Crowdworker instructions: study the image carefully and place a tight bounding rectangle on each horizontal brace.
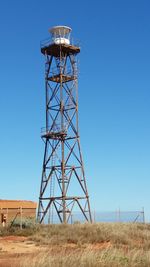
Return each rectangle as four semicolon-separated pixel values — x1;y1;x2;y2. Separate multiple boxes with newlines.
40;196;87;200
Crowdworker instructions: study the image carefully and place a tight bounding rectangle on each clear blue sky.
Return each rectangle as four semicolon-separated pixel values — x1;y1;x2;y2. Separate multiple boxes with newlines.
0;0;150;220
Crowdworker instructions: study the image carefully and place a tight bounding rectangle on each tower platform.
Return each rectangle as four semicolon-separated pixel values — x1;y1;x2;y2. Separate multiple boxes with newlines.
41;43;80;57
48;74;76;83
41;130;67;140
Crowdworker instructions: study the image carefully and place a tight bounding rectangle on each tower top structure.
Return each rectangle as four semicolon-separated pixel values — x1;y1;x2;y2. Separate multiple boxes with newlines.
41;25;80;57
49;25;72;45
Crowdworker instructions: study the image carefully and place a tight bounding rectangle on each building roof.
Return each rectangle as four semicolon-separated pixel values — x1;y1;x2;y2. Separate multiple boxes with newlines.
0;200;37;209
49;25;72;35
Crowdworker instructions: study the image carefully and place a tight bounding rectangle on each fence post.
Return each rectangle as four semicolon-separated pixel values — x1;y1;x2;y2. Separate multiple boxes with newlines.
6;208;8;226
142;207;145;223
0;208;2;226
116;208;121;222
20;207;22;230
71;214;73;224
93;210;96;223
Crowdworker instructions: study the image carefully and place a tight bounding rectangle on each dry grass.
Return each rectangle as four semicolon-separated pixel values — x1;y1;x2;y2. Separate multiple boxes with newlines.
1;223;150;266
28;223;150;249
20;247;150;267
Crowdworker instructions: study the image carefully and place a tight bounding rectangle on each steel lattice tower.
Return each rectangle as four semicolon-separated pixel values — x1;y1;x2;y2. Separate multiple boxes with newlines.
37;26;92;223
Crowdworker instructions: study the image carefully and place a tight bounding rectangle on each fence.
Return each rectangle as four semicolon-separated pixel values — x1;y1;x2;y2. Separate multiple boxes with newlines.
45;208;145;224
92;209;145;223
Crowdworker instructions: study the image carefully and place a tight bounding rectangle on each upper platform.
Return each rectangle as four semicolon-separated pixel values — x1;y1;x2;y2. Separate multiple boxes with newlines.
41;25;80;57
41;43;80;57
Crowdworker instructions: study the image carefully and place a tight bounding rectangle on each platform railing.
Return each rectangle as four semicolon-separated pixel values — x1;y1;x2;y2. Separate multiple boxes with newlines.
41;125;67;136
40;37;80;49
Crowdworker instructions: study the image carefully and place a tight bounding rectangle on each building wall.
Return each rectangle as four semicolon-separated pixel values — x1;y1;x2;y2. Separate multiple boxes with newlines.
0;200;37;226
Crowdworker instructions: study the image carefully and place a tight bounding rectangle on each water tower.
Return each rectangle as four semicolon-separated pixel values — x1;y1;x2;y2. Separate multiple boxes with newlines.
37;26;92;223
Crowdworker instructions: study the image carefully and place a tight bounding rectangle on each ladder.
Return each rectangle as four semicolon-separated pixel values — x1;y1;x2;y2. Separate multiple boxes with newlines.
48;140;56;223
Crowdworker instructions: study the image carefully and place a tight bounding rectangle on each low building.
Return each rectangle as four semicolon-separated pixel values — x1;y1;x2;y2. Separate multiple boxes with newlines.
0;200;37;226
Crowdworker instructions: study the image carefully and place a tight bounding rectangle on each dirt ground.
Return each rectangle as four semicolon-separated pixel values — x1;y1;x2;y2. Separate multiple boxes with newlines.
0;236;46;267
0;235;111;267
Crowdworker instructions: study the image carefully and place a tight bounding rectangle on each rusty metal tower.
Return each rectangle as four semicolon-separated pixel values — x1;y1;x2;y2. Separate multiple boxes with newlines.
37;26;92;223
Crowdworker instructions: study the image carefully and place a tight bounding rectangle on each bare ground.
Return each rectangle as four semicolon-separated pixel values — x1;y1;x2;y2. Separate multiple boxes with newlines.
0;236;47;267
0;235;111;267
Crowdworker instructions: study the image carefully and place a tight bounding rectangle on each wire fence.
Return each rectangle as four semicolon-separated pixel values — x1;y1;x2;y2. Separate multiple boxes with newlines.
45;208;145;224
91;209;145;223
